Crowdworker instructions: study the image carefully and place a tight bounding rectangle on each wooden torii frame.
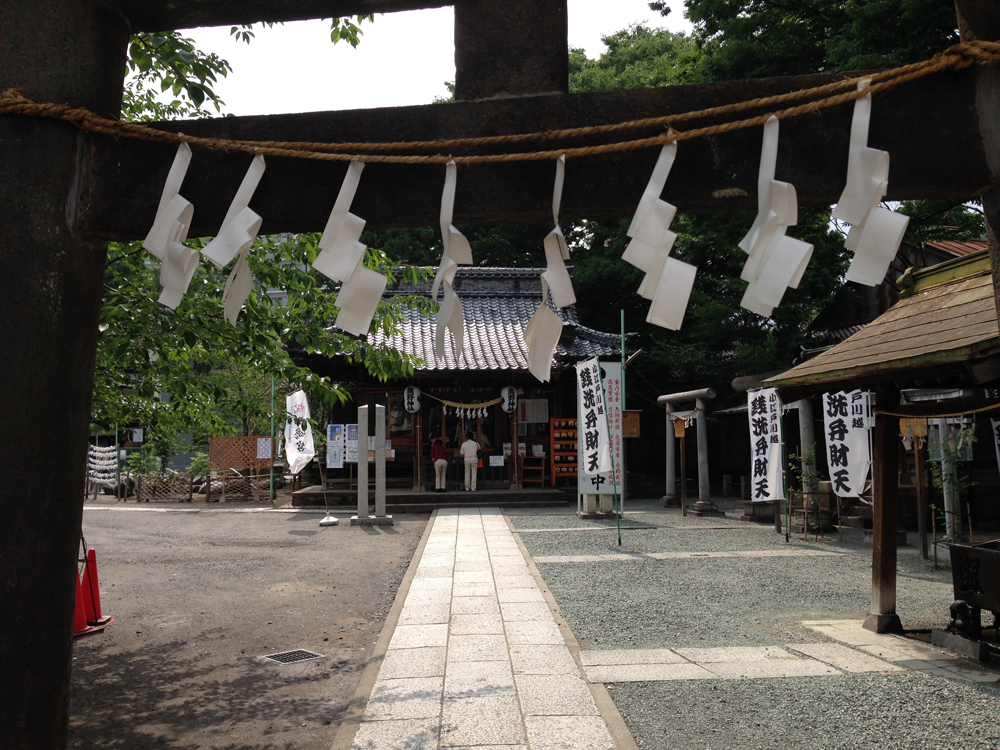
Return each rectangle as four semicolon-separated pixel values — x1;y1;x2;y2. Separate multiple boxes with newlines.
0;1;998;747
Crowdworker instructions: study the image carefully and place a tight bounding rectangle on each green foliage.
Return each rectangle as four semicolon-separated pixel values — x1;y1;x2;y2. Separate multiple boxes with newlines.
894;199;985;247
330;14;375;48
189;451;211;477
684;0;959;81
105;17;439;453
569;26;702;91
124;31;233;120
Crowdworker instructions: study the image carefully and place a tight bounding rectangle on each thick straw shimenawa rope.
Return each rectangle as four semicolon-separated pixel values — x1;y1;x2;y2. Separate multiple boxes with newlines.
2;41;998;165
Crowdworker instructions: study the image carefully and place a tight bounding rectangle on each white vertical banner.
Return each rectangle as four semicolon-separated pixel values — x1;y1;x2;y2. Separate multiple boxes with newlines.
284;389;315;475
748;388;785;501
823;390;873;497
576;359;622;495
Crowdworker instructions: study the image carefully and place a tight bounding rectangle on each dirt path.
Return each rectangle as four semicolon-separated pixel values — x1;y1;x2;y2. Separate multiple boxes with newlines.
71;504;428;749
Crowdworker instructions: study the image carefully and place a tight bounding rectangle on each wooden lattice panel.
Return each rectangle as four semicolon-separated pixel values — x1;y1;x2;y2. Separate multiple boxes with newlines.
209;436;274;470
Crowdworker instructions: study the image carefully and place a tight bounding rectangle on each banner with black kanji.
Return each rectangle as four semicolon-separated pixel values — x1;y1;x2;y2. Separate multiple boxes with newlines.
822;390;873;498
575;357;615;493
747;388;785;502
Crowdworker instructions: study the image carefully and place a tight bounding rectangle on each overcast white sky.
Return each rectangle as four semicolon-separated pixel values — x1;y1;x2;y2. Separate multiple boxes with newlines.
181;0;693;116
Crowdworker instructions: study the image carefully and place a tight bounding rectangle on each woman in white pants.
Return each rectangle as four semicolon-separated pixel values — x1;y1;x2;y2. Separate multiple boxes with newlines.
460;433;479;491
431;439;448;492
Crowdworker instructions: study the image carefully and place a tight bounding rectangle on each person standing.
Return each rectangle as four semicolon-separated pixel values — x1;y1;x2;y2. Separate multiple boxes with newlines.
460;433;480;491
431;439;448;493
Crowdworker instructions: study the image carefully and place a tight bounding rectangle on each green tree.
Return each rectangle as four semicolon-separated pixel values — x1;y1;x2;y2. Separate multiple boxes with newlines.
97;19;434;453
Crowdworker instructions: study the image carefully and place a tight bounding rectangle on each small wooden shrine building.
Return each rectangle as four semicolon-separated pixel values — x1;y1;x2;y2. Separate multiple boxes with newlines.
290;266;621;490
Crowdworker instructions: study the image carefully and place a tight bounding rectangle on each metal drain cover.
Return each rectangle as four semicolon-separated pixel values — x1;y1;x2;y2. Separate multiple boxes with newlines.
261;649;325;665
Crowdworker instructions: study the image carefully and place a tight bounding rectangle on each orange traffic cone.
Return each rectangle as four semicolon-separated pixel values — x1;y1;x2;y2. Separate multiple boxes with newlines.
73;573;99;639
80;548;113;627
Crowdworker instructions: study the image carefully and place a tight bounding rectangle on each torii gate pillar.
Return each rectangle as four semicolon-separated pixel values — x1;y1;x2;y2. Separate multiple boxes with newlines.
0;3;129;748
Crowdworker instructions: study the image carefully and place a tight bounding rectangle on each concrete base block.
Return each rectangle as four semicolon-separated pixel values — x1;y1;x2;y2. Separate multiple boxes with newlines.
932;628;990;662
661;494;680;507
350;515;394;526
863;612;904;635
741;500;776;523
688;500;723;517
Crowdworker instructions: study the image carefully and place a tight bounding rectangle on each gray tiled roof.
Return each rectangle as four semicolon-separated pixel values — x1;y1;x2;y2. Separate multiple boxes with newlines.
365;267;620;372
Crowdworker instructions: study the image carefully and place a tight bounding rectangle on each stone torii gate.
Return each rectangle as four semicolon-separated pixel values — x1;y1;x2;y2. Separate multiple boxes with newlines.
1;2;999;747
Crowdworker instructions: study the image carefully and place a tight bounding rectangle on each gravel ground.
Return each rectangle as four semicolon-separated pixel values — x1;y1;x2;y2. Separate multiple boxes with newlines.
612;672;1000;750
510;499;1000;750
72;503;427;750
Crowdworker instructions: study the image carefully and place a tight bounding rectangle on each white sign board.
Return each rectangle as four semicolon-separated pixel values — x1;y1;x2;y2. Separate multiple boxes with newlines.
345;423;359;463
489;455;505;467
518;399;549;424
256;437;272;460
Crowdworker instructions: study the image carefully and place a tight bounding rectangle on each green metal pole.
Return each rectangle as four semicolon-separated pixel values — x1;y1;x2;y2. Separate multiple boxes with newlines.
270;375;275;502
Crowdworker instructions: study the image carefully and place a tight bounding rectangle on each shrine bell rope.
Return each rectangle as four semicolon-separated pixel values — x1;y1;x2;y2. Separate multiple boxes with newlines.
2;41;998;165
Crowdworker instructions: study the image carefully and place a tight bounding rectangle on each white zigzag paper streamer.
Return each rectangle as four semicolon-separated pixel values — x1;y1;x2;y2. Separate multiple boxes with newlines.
738;117;813;318
142;141;199;310
832;78;910;286
202;154;266;324
312;162;387;337
433;161;473;362
622;141;697;330
527;155;577;383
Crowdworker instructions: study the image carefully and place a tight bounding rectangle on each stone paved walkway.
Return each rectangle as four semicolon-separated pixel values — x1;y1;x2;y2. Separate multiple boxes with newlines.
350;508;617;750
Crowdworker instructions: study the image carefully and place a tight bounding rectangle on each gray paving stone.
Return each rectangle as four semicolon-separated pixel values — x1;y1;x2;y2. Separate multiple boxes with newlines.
525;715;616;750
579;648;686;666
350;718;440;750
498;587;545;603
398;603;451;625
448;633;509;662
786;643;897;673
674;646;797;663
453;570;494;584
379;646;448;679
453;581;496;597
413;565;454;579
501;602;553;622
389;623;449;650
408;577;454;591
494;574;537;589
510;644;578;674
445;659;515;698
440;695;525;746
451;596;501;615
364;676;444;721
450;612;505;635
454;560;493;572
403;588;453;606
505;620;565;645
584;662;717;683
701;659;841;679
515;673;599;716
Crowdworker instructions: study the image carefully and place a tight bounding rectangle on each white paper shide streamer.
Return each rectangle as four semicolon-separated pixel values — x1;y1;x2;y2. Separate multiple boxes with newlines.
739;117;813;318
432;161;474;362
623;141;697;330
526;155;578;383
832;78;910;286
143;141;199;309
312;162;388;337
202;154;267;324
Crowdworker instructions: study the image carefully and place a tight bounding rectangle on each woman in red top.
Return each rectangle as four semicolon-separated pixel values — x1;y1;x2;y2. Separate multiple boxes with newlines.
431;439;448;492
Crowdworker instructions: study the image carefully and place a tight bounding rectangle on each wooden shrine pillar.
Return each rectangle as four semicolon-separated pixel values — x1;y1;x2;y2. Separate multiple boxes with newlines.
0;3;130;748
864;385;903;634
955;3;1000;324
454;0;568;101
